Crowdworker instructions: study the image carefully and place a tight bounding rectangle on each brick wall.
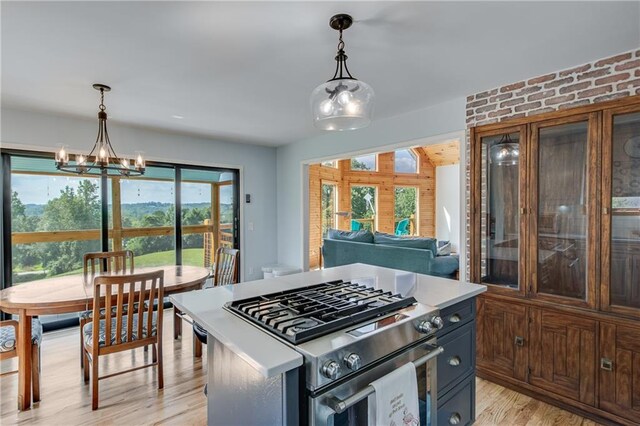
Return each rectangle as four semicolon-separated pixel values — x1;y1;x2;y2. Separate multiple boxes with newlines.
464;48;640;281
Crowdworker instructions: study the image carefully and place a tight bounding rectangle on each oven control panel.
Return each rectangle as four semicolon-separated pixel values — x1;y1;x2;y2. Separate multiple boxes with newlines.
416;315;444;334
305;306;442;390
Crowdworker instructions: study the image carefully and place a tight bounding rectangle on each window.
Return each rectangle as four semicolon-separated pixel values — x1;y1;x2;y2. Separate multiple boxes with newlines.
395;149;418;173
351;186;376;231
321;160;338;168
11;156;102;284
321;183;338;237
118;166;176;268
394;187;418;236
351;154;376;171
3;150;240;327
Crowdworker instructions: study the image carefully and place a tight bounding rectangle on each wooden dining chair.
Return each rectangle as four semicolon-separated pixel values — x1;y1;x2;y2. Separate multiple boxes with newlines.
193;247;239;357
83;270;164;410
0;318;43;402
79;251;134;370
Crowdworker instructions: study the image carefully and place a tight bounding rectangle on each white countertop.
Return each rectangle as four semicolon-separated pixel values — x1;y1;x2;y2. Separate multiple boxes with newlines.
170;263;486;378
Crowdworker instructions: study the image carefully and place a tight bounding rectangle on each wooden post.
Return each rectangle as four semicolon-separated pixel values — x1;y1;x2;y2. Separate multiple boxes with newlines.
410;214;415;236
212;183;219;259
111;177;123;253
203;219;212;268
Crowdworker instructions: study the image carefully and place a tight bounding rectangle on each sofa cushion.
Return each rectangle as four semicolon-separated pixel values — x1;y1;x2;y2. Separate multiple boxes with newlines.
327;228;374;243
373;232;437;257
431;254;459;277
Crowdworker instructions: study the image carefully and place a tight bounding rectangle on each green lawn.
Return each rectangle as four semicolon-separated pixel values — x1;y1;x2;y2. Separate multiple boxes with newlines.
57;248;206;276
136;248;205;268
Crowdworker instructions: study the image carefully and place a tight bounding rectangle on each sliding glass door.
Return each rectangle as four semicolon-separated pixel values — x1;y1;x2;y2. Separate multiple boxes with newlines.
1;150;240;327
180;169;238;269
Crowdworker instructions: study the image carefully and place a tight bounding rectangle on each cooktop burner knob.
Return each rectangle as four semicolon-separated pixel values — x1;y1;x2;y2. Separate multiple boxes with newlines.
417;320;434;334
321;360;342;380
344;353;362;371
431;316;444;330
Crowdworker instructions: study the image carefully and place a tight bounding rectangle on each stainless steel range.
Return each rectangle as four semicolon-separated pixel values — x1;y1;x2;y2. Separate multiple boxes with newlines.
215;279;444;426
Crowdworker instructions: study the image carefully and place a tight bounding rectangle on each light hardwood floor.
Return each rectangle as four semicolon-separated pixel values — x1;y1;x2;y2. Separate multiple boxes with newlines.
1;310;602;425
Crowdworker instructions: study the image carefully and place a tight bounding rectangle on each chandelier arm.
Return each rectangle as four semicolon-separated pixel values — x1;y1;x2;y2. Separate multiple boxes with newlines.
103;126;120;165
341;58;355;80
331;55;341;81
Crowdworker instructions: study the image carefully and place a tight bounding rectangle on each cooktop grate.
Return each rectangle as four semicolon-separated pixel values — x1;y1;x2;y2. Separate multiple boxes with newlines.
225;280;417;344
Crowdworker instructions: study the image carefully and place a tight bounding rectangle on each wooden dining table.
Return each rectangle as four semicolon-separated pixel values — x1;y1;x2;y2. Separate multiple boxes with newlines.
0;265;210;411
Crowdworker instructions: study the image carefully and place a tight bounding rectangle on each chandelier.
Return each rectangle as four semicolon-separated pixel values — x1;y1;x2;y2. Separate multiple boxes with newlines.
55;84;145;176
310;14;374;131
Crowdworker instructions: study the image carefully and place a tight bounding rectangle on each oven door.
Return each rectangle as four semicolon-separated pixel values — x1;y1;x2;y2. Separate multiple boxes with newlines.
309;339;440;426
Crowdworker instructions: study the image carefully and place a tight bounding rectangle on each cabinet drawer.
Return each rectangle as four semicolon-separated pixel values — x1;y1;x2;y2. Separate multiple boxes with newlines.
437;298;475;337
437;320;475;395
437;376;475;426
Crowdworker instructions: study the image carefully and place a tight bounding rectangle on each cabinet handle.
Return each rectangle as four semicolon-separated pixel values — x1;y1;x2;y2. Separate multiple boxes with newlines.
520;207;527;215
515;336;525;347
603;207;610;215
449;412;462;425
448;356;462;367
600;358;613;371
449;314;461;323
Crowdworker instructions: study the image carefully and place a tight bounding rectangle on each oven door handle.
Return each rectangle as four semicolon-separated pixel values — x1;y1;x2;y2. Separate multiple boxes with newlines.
326;344;444;415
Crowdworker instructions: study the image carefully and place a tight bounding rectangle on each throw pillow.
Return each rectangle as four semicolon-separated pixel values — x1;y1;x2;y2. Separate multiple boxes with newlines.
327;228;374;243
437;241;452;256
373;232;437;257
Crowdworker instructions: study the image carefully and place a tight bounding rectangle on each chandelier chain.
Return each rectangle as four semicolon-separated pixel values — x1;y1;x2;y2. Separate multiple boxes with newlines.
99;88;106;111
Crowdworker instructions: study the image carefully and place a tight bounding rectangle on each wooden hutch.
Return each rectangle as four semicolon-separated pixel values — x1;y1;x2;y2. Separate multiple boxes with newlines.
470;95;640;425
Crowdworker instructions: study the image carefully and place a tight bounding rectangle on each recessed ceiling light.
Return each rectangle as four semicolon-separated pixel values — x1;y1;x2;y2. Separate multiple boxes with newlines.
171;115;184;119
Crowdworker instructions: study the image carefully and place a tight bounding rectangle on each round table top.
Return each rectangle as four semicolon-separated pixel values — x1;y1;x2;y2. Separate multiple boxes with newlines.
0;265;210;315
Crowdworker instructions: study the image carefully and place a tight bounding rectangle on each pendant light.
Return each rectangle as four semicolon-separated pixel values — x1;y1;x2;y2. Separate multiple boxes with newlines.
55;84;145;176
490;133;519;166
310;14;374;131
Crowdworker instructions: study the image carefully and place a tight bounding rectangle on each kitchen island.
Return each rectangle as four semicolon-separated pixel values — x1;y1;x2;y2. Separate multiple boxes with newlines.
171;263;485;426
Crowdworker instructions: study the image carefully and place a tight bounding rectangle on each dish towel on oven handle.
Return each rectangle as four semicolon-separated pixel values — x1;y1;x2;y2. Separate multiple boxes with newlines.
368;362;421;426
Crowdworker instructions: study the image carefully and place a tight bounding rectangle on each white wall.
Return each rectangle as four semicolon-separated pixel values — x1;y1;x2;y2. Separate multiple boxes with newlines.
436;164;460;252
0;107;278;281
275;97;467;270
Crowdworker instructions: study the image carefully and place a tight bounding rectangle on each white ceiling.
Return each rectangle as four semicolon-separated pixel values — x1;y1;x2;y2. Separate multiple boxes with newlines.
2;1;639;146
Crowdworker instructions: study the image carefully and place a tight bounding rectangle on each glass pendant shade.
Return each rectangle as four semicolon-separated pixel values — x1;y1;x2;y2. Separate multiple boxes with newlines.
490;141;519;166
311;79;374;131
311;14;374;131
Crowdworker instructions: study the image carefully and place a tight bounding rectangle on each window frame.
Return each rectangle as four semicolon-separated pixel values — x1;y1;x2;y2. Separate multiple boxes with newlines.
1;148;241;323
350;154;378;172
393;185;419;235
394;148;419;174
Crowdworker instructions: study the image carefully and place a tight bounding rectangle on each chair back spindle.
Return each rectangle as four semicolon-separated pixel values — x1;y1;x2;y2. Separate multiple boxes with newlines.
92;271;164;350
213;247;239;286
84;250;134;278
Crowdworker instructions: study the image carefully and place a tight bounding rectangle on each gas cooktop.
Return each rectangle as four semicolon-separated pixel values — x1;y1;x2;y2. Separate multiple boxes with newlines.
225;280;418;344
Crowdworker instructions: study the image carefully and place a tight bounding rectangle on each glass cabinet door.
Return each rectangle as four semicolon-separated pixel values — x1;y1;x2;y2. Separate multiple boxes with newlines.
475;127;526;291
531;115;597;306
602;109;640;314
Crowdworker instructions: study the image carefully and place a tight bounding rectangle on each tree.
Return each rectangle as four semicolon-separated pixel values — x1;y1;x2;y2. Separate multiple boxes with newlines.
351;186;376;231
37;181;102;276
11;192;40;272
394;187;417;220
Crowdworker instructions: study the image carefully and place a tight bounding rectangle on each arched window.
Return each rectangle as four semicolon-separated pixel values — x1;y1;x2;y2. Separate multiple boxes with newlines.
394;149;418;173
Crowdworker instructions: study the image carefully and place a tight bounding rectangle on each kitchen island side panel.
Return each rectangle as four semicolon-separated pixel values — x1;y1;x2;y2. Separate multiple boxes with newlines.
208;337;299;426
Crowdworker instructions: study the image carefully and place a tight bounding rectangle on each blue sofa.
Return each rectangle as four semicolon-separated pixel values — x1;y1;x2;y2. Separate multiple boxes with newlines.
322;230;459;278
